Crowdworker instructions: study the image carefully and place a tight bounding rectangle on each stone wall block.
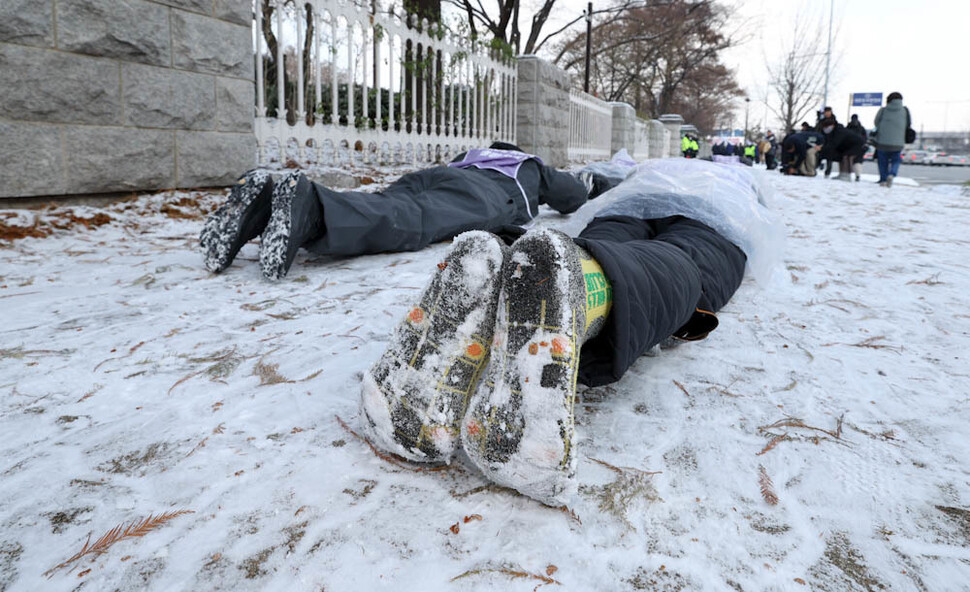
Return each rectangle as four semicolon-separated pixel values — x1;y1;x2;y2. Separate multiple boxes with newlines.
176;131;255;187
172;11;252;79
516;56;570;167
58;0;171;66
610;102;635;155
658;114;684;158
0;0;54;47
216;77;255;132
151;0;211;15
517;57;537;80
647;119;667;159
0;122;64;197
63;127;175;193
123;63;215;129
214;0;252;26
0;44;121;125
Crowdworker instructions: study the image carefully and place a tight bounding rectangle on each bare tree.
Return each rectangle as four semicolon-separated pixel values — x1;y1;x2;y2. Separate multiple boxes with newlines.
766;14;829;134
446;0;640;55
554;0;741;129
554;3;668;100
668;62;743;133
647;0;737;116
260;0;315;124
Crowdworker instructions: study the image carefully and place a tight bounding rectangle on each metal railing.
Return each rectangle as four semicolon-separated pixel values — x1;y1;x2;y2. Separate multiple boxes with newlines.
567;89;612;162
254;0;517;166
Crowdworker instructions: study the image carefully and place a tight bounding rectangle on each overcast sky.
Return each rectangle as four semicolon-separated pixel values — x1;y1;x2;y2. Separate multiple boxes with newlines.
545;0;970;133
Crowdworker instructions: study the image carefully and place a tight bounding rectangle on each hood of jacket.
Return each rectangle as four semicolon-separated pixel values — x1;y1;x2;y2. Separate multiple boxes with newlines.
883;98;905;113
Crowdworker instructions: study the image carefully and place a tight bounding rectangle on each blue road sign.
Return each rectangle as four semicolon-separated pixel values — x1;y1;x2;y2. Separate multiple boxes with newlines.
852;93;883;107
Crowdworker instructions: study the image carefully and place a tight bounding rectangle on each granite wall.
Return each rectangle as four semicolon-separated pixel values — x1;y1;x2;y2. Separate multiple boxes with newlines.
659;114;684;158
515;56;571;168
517;56;684;166
0;0;255;198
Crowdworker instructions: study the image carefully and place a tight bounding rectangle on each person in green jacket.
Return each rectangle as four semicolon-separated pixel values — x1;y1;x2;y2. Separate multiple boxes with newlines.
682;134;692;157
872;92;912;187
743;143;756;162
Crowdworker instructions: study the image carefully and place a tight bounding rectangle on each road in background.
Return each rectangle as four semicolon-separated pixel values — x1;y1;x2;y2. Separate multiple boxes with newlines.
860;161;970;185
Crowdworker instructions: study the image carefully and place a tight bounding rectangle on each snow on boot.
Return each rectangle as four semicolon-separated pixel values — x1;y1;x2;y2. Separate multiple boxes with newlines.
886;175;894;188
199;170;273;273
461;229;588;506
360;231;508;463
259;172;323;280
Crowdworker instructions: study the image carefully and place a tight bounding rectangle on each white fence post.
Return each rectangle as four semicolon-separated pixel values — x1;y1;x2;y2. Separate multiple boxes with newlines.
253;0;517;166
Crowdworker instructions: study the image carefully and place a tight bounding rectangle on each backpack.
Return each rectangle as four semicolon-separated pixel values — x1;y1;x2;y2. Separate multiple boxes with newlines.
905;108;916;144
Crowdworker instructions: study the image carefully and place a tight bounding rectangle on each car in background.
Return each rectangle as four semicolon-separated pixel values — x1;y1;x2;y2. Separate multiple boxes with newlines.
901;150;928;165
942;154;968;167
925;152;950;166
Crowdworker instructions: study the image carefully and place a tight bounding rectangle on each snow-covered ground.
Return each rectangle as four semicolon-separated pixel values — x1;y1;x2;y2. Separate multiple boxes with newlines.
1;169;969;592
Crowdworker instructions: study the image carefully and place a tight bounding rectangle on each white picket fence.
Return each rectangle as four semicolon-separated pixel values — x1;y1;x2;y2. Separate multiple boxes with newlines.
566;89;613;162
254;0;517;166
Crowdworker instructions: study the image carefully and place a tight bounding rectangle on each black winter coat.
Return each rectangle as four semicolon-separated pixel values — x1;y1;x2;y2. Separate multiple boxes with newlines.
847;120;867;140
574;216;746;386
821;127;867;160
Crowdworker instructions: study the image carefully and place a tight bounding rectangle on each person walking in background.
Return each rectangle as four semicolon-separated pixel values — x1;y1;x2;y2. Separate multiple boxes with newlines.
872;92;911;187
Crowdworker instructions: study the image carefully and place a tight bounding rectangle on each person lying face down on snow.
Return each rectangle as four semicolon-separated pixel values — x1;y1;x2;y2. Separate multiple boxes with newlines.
200;142;607;281
359;158;784;506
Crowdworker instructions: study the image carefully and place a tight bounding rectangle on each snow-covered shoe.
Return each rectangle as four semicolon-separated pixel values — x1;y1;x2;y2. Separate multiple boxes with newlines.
200;170;273;273
259;172;323;280
461;229;588;506
886;175;894;188
360;231;508;463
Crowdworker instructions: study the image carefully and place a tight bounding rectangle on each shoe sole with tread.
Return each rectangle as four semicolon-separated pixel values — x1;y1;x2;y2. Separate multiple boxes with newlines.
360;231;508;463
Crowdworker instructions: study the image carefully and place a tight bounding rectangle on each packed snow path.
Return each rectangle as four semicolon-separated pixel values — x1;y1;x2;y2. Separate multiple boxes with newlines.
1;172;969;591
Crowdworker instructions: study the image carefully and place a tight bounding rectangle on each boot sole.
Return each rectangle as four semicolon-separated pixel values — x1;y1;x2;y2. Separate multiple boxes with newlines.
461;229;586;505
360;231;507;463
259;172;302;280
200;170;272;273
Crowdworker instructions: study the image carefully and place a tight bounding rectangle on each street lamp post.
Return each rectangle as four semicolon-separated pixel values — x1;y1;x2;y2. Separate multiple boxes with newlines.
823;0;833;112
744;97;750;142
584;3;592;94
